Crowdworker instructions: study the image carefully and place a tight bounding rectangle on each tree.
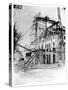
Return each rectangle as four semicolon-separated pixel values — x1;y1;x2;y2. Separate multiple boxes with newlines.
14;23;23;57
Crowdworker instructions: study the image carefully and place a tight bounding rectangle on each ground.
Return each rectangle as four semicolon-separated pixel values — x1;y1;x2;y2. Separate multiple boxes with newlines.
13;64;66;87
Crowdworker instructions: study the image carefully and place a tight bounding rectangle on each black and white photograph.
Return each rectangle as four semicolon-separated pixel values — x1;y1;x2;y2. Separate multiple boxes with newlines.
9;4;66;87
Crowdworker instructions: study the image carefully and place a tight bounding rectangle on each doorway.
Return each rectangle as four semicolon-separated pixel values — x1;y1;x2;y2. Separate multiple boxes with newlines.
53;54;55;63
47;54;51;64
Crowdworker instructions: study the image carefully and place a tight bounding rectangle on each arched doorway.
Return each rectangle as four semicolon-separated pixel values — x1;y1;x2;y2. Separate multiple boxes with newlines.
47;54;51;64
53;54;55;63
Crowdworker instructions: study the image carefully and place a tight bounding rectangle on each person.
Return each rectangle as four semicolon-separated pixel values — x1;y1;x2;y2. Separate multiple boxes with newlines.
19;58;25;71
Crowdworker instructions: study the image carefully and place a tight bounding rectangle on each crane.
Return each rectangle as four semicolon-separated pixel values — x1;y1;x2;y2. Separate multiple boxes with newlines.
57;7;62;27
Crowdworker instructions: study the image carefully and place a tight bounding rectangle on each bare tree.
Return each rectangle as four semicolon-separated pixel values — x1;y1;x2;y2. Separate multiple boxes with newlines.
14;23;23;57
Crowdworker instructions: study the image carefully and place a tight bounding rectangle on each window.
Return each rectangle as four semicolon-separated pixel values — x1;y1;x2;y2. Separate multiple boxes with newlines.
53;48;56;52
64;36;65;40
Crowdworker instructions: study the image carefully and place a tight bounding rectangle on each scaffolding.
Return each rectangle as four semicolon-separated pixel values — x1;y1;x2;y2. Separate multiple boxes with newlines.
17;7;65;69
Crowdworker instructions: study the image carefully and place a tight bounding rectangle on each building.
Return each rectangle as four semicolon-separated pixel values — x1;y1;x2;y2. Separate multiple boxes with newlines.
24;16;65;66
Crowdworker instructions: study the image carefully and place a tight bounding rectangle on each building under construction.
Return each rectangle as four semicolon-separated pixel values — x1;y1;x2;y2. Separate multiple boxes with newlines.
17;7;65;69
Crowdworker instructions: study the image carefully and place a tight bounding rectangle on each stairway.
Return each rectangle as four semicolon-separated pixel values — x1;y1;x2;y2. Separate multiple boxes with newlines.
24;52;38;69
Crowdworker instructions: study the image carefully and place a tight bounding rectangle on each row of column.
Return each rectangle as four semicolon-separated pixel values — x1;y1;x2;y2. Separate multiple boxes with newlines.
43;53;56;64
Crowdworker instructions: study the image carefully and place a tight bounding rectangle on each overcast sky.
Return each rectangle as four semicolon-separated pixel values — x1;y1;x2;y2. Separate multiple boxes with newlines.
14;5;66;47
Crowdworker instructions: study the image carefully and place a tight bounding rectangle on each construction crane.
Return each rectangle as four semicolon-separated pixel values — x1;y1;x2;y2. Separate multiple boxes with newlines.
57;7;62;27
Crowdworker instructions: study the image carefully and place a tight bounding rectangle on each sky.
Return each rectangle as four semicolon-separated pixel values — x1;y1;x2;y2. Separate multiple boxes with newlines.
14;5;66;47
